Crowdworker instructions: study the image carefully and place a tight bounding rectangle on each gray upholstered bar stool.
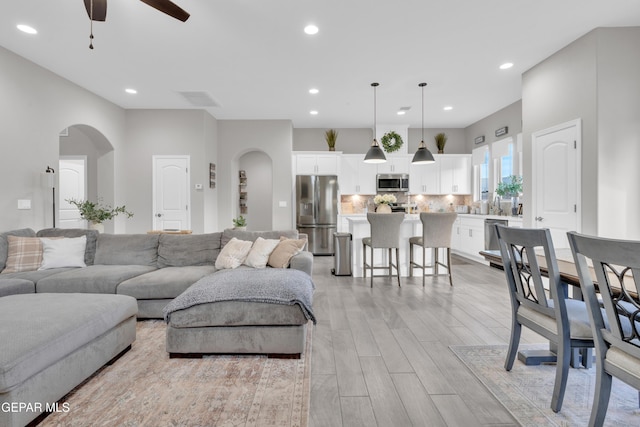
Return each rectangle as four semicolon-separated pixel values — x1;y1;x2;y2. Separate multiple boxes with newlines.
409;212;457;286
362;213;404;287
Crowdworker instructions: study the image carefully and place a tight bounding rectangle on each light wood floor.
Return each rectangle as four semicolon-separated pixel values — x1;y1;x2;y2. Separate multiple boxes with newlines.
308;254;543;427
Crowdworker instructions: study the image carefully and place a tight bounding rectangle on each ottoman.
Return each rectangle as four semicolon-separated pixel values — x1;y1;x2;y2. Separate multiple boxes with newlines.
0;293;137;427
164;268;315;358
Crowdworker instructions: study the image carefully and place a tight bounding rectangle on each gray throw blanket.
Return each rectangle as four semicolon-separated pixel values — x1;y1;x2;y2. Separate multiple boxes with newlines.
163;268;316;323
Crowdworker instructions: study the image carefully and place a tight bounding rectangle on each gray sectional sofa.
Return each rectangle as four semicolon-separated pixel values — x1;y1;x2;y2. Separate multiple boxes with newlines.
0;227;313;426
0;227;313;318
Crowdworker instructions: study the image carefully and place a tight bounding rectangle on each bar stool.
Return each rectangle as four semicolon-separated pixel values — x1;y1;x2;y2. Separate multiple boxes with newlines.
409;212;457;286
362;213;404;288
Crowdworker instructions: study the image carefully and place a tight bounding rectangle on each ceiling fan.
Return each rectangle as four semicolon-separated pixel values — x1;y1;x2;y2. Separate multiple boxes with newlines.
83;0;190;48
83;0;190;22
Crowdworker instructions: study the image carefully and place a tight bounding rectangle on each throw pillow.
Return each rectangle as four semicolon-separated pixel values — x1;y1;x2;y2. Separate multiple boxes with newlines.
215;237;253;269
2;236;43;274
39;236;87;270
244;237;280;268
268;237;307;268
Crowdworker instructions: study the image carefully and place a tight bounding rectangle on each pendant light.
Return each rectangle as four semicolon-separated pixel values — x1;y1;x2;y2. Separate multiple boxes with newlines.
411;82;435;164
364;82;387;163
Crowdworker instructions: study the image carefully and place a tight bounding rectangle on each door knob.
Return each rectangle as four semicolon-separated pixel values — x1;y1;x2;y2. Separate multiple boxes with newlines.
535;216;544;221
156;213;162;218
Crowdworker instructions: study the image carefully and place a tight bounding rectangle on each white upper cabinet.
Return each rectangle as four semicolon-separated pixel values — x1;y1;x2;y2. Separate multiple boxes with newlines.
409;157;440;194
439;154;471;194
376;155;411;174
294;152;340;175
340;154;377;194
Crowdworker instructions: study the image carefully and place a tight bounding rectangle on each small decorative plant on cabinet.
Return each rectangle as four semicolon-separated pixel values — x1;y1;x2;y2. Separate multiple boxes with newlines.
495;175;523;216
434;132;447;153
239;170;248;215
325;129;338;151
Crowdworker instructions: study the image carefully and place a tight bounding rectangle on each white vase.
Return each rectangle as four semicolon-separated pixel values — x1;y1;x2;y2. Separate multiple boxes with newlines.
89;222;104;233
234;226;247;231
376;204;392;213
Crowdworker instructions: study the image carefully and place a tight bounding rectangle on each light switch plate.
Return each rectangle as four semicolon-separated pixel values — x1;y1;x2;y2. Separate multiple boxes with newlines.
194;184;203;190
18;199;31;210
279;201;287;207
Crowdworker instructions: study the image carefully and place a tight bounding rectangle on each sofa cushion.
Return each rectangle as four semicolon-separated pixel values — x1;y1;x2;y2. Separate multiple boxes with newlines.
244;237;280;268
0;278;35;297
118;265;217;299
94;234;159;266
36;264;157;294
39;236;87;270
0;228;36;272
268;237;307;268
0;267;78;284
0;293;137;393
220;229;299;248
37;228;99;266
215;238;253;269
2;236;43;273
157;233;221;268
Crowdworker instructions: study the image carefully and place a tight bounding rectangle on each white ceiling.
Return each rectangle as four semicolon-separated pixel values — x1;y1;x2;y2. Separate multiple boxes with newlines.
2;0;640;129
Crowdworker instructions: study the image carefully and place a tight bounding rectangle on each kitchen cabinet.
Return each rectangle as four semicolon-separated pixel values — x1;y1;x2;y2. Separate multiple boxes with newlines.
294;152;340;175
376;155;411;174
439;154;471;194
452;216;485;262
409;157;440;194
340;154;377;194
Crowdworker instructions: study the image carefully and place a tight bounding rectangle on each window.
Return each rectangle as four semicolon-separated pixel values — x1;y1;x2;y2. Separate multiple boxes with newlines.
491;137;515;192
472;146;490;201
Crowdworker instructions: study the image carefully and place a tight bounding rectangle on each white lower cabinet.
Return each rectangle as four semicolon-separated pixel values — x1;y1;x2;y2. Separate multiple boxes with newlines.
452;217;485;262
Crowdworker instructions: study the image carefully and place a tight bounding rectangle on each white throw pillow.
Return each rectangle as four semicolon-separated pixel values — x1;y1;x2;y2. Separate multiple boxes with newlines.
244;237;280;268
39;236;87;270
215;238;253;269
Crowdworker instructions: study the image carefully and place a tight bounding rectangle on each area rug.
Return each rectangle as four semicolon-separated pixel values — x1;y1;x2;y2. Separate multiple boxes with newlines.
38;320;312;427
451;344;640;426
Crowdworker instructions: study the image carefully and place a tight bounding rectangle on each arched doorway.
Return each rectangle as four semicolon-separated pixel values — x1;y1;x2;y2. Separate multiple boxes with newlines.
58;125;115;231
238;151;273;231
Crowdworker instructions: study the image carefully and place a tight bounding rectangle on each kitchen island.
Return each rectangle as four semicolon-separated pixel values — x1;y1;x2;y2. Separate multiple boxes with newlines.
345;213;523;277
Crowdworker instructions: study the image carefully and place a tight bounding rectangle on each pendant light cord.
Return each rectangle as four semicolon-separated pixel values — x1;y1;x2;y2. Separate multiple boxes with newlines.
420;82;427;143
371;82;379;141
89;0;95;49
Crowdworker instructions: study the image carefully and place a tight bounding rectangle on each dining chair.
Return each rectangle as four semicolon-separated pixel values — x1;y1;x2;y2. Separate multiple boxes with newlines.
495;225;595;413
567;231;640;427
362;213;404;288
409;212;457;286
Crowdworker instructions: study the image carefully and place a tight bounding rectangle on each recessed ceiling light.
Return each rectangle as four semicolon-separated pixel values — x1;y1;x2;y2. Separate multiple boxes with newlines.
125;88;138;94
499;62;514;70
309;88;319;94
17;24;37;35
310;110;319;115
443;106;453;111
304;25;319;35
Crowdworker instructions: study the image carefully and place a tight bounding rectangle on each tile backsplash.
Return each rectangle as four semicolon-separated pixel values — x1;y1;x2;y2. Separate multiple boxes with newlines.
340;193;473;214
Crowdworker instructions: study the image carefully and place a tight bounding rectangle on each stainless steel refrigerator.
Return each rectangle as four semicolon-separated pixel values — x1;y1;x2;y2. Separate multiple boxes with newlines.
296;175;338;255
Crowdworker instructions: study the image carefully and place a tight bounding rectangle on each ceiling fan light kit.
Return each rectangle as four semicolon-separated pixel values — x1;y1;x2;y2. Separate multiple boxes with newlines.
83;0;189;49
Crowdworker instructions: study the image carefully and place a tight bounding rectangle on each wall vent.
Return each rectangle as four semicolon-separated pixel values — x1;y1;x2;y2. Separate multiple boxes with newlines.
177;91;221;107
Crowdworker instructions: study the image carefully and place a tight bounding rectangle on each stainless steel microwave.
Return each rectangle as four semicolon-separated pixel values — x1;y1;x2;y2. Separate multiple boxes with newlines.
376;174;409;192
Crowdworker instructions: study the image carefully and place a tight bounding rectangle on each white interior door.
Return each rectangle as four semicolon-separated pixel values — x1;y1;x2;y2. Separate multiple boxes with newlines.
532;119;581;249
59;157;87;229
153;155;190;231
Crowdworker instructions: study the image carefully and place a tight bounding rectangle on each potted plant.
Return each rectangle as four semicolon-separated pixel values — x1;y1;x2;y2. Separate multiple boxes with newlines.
67;198;133;232
495;175;523;216
434;132;448;153
232;215;247;230
325;129;338;151
373;194;396;213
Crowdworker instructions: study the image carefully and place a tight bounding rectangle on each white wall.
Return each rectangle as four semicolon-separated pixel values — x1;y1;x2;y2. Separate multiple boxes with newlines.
123;109;217;234
0;46;126;231
464;100;522;153
596;27;640;239
217;120;294;230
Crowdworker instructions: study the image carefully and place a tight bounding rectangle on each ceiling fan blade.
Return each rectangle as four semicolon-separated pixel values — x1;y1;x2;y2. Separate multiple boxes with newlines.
83;0;107;21
139;0;190;22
